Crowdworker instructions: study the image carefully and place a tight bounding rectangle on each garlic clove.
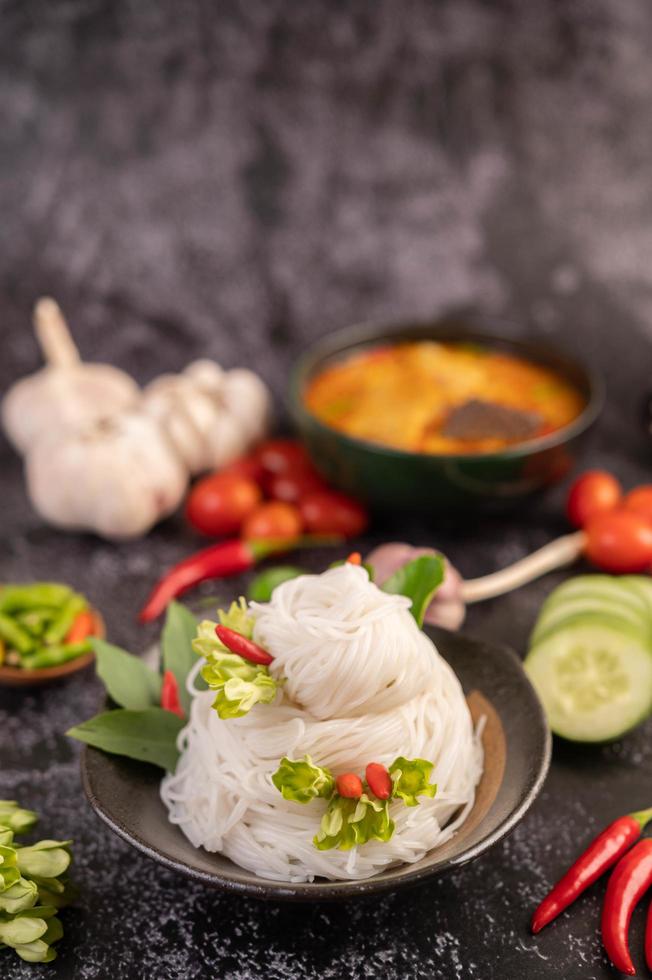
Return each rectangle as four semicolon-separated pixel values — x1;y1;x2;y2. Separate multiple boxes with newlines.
26;412;188;540
221;368;271;442
141;385;207;476
183;359;225;396
202;411;247;470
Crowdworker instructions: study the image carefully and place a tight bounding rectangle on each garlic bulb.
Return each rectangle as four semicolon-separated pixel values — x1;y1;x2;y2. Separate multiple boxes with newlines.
4;298;272;540
26;412;188;540
2;298;139;454
142;362;270;475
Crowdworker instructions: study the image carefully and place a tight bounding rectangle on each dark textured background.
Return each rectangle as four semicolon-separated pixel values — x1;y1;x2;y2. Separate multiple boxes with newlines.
2;1;652;978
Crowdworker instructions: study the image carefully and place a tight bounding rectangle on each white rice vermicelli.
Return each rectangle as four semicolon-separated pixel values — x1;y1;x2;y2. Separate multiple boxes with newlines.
161;563;483;882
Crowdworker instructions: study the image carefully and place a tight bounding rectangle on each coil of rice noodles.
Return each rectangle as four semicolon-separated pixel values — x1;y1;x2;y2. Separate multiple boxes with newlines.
161;563;483;882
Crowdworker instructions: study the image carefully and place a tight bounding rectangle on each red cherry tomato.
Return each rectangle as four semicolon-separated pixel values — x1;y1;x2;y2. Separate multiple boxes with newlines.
623;486;652;525
242;501;304;541
336;773;364;799
584;510;652;572
257;439;312;477
299;490;368;538
266;468;326;503
365;763;392;800
220;453;265;484
186;473;262;536
566;471;622;528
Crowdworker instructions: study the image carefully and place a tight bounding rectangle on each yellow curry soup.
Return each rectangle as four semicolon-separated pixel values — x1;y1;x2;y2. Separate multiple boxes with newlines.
304;341;586;455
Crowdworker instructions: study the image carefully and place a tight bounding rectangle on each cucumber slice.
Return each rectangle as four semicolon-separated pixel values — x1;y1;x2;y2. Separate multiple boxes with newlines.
525;623;652;742
619;577;652;614
531;610;650;648
542;578;649;617
531;599;649;646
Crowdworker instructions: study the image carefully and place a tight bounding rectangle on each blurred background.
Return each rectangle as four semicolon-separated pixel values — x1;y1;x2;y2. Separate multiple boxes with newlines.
2;0;650;426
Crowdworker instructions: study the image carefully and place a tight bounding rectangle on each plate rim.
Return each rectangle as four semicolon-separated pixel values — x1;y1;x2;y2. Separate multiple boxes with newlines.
81;628;551;901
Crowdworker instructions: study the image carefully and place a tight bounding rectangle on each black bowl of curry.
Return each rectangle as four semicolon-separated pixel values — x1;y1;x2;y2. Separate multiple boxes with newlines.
289;316;603;512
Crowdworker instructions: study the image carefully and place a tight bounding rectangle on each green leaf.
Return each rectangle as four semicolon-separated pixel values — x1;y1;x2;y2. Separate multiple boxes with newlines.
67;708;184;771
272;756;335;803
247;567;305;602
161;602;200;715
0;802;38;835
389;757;437;807
16;842;71;880
93;639;162;709
381;555;445;627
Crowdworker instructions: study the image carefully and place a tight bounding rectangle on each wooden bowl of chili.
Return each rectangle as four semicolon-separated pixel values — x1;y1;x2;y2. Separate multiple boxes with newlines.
0;582;105;687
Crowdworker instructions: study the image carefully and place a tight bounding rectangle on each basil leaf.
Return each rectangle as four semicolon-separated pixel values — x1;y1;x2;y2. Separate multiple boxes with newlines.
92;639;162;710
67;708;183;771
381;555;445;627
161;602;200;714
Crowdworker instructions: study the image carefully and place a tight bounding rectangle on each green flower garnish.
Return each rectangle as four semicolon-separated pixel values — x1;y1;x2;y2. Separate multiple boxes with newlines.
389;757;437;807
272;753;438;851
272;756;335;803
218;598;255;639
0;802;37;836
0;804;72;965
313;794;394;851
0;845;19;891
15;841;72;881
195;615;279;719
0;878;38;914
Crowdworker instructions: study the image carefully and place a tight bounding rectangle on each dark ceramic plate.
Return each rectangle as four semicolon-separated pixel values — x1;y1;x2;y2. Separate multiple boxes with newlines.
290;315;604;512
81;626;551;901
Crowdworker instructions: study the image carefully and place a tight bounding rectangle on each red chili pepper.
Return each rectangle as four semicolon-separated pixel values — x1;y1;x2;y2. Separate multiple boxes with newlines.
346;552;362;565
138;534;343;623
645;895;652;972
365;762;392;800
336;773;364;799
138;538;289;623
531;808;652;934
161;670;184;719
65;609;98;644
602;839;652;975
215;625;273;666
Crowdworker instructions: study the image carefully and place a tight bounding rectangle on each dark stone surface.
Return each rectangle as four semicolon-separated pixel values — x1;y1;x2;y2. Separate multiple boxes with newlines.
2;1;652;977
